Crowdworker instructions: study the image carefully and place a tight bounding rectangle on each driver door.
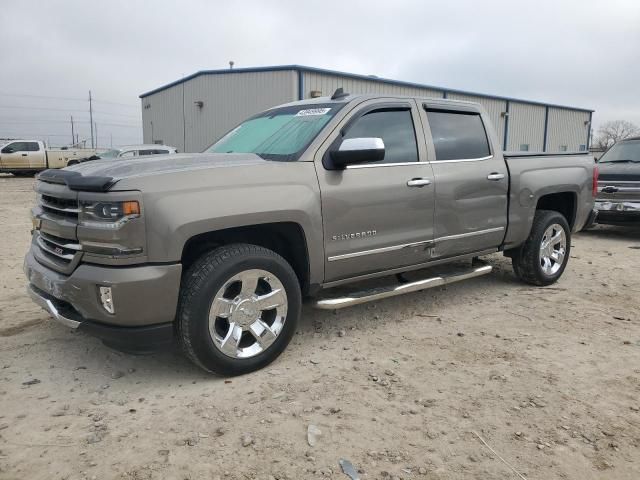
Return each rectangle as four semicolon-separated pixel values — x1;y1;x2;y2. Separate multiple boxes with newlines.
0;141;30;169
315;99;436;282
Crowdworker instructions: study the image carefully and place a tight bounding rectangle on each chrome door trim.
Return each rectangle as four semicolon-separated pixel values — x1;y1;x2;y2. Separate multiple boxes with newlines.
346;161;427;169
431;155;493;164
321;248;498;289
435;226;504;243
327;239;434;262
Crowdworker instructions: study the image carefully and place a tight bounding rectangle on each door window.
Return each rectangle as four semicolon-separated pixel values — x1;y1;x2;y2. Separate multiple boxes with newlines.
119;151;136;158
2;141;28;153
343;108;419;164
25;142;40;151
426;110;491;160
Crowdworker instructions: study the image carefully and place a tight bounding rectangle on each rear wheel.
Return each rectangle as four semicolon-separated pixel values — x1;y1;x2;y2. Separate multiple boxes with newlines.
512;210;571;286
177;244;301;376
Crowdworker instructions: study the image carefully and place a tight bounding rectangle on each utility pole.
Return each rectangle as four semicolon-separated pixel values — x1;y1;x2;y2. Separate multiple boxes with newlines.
89;90;94;148
94;122;98;148
110;133;113;148
70;115;75;145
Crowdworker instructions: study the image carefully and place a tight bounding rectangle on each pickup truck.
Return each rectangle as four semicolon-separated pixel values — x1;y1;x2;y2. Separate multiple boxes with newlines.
0;140;96;176
24;92;597;375
592;136;640;225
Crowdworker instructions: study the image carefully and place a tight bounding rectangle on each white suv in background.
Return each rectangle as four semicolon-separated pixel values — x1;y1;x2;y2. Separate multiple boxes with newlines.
97;144;177;159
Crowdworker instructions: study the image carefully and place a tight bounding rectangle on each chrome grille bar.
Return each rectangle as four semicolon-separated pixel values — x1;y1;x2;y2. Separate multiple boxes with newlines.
36;235;75;261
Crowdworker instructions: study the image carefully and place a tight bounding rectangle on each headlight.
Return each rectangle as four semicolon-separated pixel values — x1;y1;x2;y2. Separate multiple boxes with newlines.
79;200;140;228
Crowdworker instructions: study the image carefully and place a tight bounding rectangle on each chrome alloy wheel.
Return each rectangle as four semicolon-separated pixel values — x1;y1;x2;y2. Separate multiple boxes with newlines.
539;223;566;276
208;269;288;359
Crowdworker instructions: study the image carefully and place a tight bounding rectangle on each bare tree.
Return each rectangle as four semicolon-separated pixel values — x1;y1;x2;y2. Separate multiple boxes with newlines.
595;120;640;149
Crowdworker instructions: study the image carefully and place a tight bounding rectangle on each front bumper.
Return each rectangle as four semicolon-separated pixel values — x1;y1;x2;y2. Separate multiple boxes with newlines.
24;249;182;350
595;200;640;224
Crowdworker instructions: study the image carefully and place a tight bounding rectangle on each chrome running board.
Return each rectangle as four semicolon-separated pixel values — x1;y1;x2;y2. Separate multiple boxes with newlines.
313;261;492;310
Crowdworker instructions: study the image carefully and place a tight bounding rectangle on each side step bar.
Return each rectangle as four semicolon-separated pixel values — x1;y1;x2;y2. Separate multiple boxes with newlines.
313;261;492;310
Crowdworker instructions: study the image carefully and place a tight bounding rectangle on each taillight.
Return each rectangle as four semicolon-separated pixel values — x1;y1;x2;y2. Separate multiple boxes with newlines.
592;166;599;197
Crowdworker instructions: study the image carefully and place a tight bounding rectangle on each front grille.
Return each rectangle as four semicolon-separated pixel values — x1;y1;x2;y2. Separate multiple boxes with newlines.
37;232;81;264
40;194;80;219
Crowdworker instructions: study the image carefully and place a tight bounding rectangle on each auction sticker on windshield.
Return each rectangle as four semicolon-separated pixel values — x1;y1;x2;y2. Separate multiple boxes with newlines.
295;108;332;117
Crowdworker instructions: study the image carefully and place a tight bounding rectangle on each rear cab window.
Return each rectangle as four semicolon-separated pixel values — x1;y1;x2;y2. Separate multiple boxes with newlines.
425;109;491;161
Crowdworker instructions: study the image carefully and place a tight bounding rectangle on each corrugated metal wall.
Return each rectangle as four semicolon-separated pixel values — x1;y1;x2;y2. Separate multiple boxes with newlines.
506;102;546;152
142;70;297;152
302;71;443;100
142;67;593;155
546;107;590;151
141;86;184;151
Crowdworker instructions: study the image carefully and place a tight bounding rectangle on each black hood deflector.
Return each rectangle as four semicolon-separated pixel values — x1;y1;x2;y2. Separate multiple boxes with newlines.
37;169;115;192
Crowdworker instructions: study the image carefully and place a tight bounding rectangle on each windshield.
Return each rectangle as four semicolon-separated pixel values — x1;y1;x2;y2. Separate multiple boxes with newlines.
98;149;120;159
598;139;640;163
206;103;345;161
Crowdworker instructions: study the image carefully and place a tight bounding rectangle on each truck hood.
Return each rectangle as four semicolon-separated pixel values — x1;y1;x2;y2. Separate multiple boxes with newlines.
598;161;640;182
68;153;265;181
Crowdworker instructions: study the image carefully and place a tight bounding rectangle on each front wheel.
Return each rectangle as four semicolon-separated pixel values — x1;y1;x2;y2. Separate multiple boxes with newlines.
177;244;301;376
512;210;571;286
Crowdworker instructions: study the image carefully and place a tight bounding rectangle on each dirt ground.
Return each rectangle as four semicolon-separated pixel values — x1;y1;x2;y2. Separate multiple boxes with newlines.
1;174;639;480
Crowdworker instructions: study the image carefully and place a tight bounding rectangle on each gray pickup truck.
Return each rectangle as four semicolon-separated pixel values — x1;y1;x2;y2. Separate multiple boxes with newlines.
24;92;596;375
593;136;640;225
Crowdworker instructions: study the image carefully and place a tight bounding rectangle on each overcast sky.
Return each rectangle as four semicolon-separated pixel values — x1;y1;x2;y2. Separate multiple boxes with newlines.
1;0;638;147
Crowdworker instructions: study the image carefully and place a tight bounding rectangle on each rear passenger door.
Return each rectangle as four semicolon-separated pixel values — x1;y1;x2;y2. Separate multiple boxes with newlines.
419;103;508;258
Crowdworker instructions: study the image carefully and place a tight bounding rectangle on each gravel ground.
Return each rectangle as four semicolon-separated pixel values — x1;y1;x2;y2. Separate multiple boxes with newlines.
1;175;639;480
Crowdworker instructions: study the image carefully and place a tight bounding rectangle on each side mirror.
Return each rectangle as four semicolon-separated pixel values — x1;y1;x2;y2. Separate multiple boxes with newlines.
330;137;385;169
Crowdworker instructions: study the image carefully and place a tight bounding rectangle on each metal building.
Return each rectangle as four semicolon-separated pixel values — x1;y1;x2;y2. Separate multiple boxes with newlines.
140;65;593;154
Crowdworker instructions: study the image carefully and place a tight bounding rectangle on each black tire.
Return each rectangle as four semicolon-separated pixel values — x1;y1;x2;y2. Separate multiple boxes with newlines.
177;243;301;376
512;209;571;286
67;160;79;166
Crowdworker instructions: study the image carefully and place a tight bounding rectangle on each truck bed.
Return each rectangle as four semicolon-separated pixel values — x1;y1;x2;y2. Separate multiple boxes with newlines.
503;151;594;248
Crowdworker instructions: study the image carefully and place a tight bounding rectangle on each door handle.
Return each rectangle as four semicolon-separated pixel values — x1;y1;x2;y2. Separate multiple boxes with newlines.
21;153;28;156
487;172;505;181
407;178;432;187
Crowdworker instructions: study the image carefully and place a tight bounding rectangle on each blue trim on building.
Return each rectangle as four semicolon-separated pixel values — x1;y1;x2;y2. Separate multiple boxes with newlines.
297;70;304;100
503;101;510;151
138;64;595;113
542;106;549;152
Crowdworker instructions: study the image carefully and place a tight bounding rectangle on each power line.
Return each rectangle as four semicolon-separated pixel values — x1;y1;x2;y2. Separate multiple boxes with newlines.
0;92;138;109
93;99;138;109
0;119;141;127
0;132;142;139
0;104;140;118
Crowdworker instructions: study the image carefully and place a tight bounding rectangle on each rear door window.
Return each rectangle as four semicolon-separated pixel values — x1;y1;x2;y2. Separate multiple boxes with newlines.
26;142;40;152
426;110;491;161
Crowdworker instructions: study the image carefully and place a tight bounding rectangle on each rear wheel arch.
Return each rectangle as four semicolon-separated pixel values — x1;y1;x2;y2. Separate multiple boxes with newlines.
535;191;577;228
